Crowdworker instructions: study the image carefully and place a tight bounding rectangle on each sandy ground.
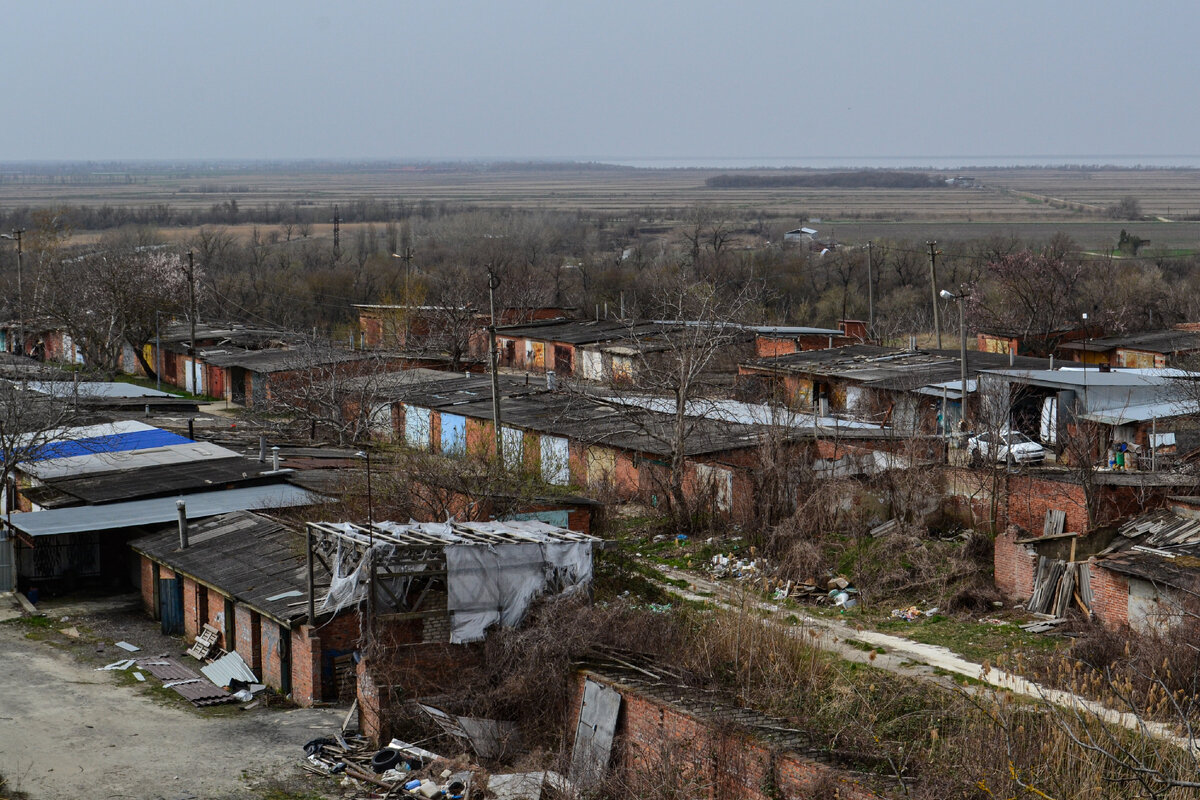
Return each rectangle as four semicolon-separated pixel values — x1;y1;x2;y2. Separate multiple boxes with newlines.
0;596;346;800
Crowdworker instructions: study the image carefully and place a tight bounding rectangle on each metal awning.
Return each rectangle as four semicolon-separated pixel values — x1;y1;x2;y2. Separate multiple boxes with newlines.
10;484;325;537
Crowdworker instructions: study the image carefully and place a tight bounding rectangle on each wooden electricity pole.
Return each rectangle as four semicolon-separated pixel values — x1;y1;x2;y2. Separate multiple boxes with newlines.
487;265;503;461
927;241;942;349
187;250;198;395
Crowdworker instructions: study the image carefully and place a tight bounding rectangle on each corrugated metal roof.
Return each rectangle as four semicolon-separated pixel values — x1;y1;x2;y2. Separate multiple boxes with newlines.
23;441;241;480
25;381;177;399
12;484;324;537
1081;399;1200;425
200;651;258;688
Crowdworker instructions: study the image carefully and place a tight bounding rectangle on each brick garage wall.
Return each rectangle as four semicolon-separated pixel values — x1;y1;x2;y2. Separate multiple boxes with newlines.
205;589;229;649
182;577;201;641
139;556;156;615
993;526;1038;601
568;672;883;800
260;618;287;692
234;604;262;675
1007;475;1091;533
290;627;322;707
356;640;484;745
1086;562;1130;629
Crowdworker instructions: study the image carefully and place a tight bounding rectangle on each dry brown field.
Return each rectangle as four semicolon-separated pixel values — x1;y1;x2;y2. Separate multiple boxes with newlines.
2;164;1199;249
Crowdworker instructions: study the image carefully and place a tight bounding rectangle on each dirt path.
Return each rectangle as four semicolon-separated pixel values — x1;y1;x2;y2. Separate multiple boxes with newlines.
0;620;344;800
657;566;1198;752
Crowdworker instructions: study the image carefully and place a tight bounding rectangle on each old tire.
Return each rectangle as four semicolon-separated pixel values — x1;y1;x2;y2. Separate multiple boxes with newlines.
371;748;401;773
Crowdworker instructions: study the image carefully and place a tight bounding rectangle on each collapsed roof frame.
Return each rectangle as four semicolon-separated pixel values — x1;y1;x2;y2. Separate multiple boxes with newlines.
304;520;598;642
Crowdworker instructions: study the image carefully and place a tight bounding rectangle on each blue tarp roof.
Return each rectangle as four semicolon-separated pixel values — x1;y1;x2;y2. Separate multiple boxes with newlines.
27;429;193;462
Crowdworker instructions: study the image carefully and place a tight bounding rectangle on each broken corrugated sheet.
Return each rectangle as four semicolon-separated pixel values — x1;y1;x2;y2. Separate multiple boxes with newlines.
488;772;545;800
138;657;201;682
200;651;258;688
115;641;140;652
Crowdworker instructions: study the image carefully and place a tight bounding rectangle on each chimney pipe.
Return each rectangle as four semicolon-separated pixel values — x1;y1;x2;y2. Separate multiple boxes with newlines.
1050;355;1055;369
547;370;557;391
258;434;266;463
144;404;150;418
1009;349;1014;366
272;446;280;472
187;418;195;440
177;500;188;549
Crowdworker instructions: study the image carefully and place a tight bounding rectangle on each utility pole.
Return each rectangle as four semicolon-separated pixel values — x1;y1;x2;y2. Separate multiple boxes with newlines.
187;251;198;396
487;265;504;462
927;241;942;349
865;240;875;340
332;205;341;259
1;230;23;358
391;247;415;347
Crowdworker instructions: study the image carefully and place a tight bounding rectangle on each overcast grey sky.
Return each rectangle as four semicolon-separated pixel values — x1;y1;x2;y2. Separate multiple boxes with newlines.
2;1;1193;163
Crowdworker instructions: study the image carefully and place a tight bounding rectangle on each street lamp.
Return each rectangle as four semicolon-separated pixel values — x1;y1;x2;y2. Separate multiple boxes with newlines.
940;289;969;432
0;230;23;358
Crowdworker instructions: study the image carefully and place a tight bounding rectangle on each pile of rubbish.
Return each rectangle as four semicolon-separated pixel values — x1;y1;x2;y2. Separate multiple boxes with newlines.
94;630;266;708
890;605;938;622
710;552;763;580
303;734;474;798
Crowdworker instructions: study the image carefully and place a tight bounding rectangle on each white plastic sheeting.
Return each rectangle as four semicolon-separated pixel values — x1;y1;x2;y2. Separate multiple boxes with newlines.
317;520;595;643
446;539;592;643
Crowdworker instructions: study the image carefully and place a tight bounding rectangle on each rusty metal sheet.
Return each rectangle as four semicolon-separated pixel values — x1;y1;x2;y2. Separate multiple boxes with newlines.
137;657;200;682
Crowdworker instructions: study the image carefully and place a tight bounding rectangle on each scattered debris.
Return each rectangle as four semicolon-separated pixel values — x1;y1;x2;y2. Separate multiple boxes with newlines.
488;772;544;800
417;703;520;759
710;552;762;580
1019;617;1067;634
132;671;146;682
115;641;140;652
1027;557;1091;618
96;659;137;671
301;730;476;798
871;518;900;538
138;656;233;707
59;626;80;638
890;606;937;622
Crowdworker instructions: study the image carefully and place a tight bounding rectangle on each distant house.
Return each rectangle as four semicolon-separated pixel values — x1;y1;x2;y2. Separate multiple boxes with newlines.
783;227;818;243
1056;327;1200;369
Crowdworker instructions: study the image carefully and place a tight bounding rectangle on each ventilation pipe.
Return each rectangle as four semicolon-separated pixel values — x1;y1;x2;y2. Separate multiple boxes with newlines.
177;500;188;549
258;434;266;463
272;446;280;472
547;370;558;391
187;418;195;440
1009;350;1014;366
1050;355;1055;370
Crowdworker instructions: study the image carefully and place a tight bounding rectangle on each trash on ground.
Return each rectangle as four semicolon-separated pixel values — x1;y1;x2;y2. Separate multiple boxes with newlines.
59;626;80;638
890;606;938;622
115;641;140;652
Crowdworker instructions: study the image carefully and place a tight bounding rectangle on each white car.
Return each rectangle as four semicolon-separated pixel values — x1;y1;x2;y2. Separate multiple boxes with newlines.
967;431;1046;465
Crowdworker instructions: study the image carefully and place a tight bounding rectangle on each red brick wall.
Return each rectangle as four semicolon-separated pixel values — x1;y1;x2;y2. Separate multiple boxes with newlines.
182;578;201;641
291;627;322;707
235;604;262;675
140;557;156;616
260;618;286;691
993;527;1038;600
356;641;484;744
568;672;882;800
206;590;229;649
1087;562;1130;629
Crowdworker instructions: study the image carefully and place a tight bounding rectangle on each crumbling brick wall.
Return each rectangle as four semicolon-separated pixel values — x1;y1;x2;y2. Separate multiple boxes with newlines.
1086;562;1130;629
567;671;884;800
993;526;1038;601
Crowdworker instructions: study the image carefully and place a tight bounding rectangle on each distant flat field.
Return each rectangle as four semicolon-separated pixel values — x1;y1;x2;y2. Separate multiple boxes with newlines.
2;164;1199;248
